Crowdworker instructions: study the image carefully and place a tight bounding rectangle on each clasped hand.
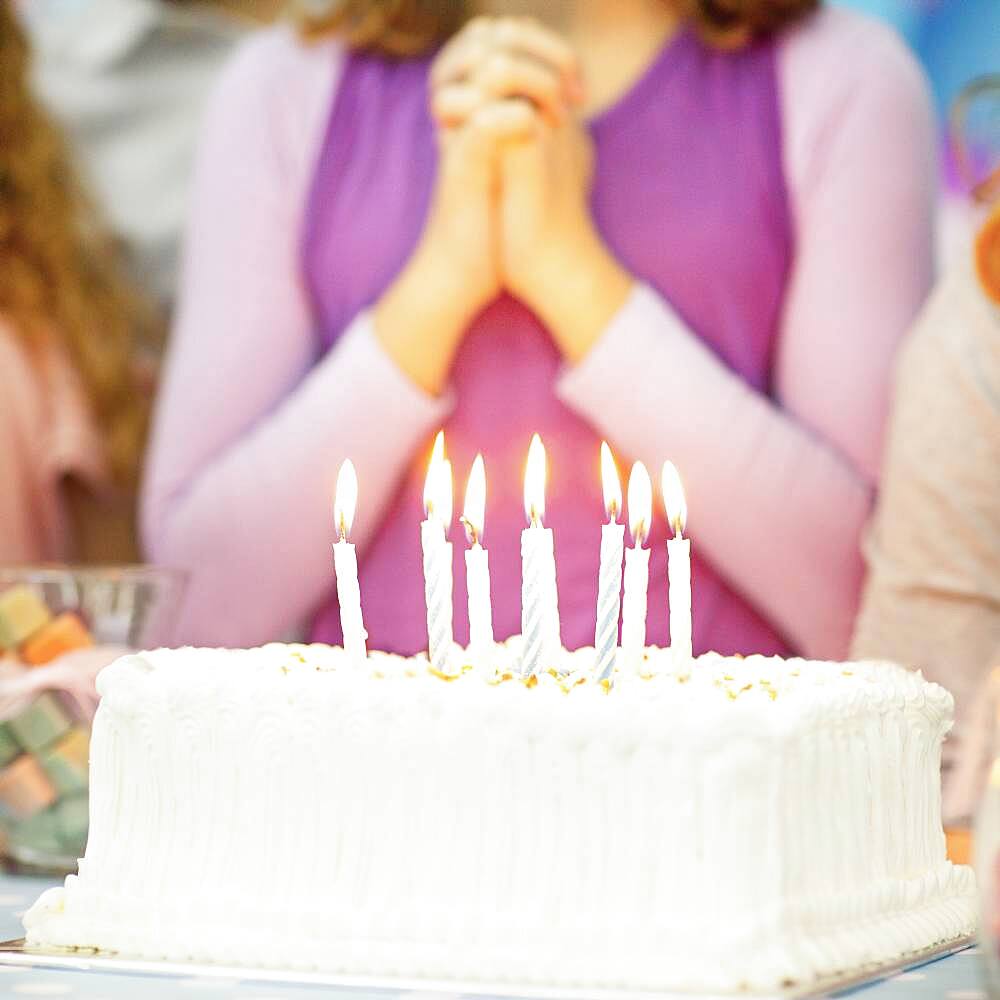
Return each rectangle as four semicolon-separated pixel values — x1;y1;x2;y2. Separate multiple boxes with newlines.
375;17;632;394
430;16;597;312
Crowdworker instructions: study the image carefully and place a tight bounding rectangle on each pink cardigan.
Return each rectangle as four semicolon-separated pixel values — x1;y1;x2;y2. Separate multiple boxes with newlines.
143;7;937;653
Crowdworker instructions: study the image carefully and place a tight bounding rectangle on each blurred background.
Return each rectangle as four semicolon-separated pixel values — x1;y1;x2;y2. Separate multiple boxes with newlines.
13;0;1000;323
837;0;999;260
5;0;995;422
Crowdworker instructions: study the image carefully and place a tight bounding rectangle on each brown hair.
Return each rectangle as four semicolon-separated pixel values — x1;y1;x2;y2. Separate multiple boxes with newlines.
296;0;820;55
976;202;1000;305
0;1;151;485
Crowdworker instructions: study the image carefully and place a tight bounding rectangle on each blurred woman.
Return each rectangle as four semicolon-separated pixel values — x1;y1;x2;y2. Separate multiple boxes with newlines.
144;0;936;655
0;1;150;565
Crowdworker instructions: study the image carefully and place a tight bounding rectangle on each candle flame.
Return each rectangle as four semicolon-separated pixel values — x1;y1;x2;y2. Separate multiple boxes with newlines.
423;431;453;526
463;454;486;545
523;433;547;525
627;461;652;546
600;442;622;522
334;459;358;540
430;429;445;468
661;460;688;537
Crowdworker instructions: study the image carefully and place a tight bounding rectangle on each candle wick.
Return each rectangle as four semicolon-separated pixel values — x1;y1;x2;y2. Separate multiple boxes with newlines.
460;516;479;547
337;513;348;542
607;500;619;523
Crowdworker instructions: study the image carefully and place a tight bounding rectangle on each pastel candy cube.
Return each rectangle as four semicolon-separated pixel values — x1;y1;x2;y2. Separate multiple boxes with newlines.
0;586;51;651
54;792;90;853
0;724;20;769
39;728;90;795
8;693;72;753
9;805;64;858
0;755;57;820
21;613;93;667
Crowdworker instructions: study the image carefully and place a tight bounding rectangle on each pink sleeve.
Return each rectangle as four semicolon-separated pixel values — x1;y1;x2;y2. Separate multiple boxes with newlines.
141;30;451;646
0;326;108;564
0;331;47;565
556;9;936;659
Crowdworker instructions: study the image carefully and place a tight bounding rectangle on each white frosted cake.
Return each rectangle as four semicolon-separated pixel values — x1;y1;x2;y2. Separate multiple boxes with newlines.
25;642;975;994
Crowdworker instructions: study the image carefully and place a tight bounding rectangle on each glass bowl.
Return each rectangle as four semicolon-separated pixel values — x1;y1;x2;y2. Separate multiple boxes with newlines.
0;565;186;873
0;565;187;649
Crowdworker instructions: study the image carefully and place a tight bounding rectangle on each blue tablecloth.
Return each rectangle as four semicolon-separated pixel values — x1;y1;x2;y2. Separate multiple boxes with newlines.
0;873;988;999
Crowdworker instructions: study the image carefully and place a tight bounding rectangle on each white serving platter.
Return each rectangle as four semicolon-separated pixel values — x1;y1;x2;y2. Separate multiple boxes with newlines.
0;934;975;999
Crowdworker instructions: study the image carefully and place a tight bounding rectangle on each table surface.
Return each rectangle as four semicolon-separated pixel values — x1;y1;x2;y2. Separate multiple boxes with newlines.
0;873;989;1000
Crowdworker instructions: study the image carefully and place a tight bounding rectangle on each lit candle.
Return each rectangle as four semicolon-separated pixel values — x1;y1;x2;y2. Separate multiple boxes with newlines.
462;454;494;658
619;461;652;677
520;434;559;679
661;461;692;661
594;442;624;685
333;459;367;662
422;431;454;676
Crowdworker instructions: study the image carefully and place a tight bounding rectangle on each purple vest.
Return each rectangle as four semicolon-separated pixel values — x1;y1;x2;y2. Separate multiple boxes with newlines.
305;28;793;657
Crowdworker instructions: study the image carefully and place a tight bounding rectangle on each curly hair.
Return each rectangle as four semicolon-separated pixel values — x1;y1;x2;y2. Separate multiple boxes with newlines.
296;0;820;54
0;1;151;485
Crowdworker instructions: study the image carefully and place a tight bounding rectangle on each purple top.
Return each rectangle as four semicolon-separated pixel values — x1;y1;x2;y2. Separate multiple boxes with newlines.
305;30;792;656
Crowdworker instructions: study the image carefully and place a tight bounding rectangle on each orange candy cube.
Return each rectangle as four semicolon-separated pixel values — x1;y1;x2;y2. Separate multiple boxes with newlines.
20;613;93;667
0;755;57;819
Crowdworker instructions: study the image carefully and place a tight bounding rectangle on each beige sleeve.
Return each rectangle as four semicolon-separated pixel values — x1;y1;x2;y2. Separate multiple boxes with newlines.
852;259;1000;810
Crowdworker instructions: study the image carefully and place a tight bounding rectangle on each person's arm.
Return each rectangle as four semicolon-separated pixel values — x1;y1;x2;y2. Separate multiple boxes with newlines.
0;329;109;564
141;31;451;646
554;10;936;659
851;255;1000;817
0;333;48;565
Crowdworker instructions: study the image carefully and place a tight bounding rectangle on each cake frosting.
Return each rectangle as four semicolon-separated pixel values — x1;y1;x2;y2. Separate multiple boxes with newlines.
24;642;976;993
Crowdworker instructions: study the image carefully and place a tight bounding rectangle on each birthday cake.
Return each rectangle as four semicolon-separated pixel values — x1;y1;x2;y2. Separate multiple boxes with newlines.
24;641;975;994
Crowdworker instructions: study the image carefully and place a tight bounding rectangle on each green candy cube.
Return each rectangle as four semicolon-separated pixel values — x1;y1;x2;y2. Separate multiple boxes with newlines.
9;694;72;754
